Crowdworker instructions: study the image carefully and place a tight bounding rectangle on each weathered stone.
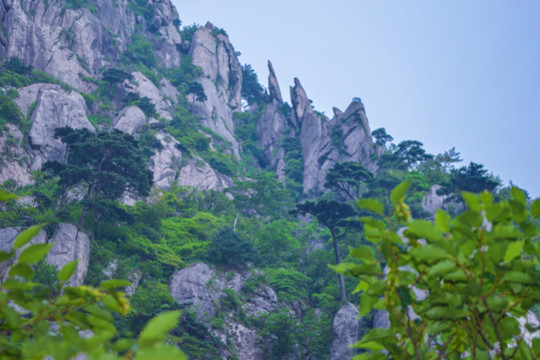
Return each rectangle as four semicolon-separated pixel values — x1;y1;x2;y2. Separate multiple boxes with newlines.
0;124;32;185
113;106;146;135
46;223;91;286
177;156;234;192
188;26;242;158
125;72;173;120
0;226;47;274
267;60;283;103
28;85;94;165
150;130;183;189
330;302;361;360
372;309;390;329
422;185;447;216
169;263;217;320
227;323;265;360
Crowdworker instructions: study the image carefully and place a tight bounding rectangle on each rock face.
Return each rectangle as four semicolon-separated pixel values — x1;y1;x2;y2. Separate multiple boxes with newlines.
329;302;361;360
124;71;174;121
0;0;182;92
228;323;265;360
169;263;217;320
0;224;88;286
257;62;290;176
113;106;147;135
188;23;242;158
422;185;447;216
28;85;95;164
46;223;91;286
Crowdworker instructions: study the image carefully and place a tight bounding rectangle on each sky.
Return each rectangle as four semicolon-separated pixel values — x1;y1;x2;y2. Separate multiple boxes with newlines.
172;0;540;197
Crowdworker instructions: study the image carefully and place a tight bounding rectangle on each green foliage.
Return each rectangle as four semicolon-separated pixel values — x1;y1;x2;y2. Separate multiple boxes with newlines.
335;183;540;359
265;268;310;302
0;89;25;130
179;24;200;44
394;139;433;168
371;127;393;148
130;280;177;314
123;34;157;68
128;0;154;21
258;309;299;359
121;92;158;118
439;162;501;206
208;226;255;268
161;212;225;261
255;220;301;268
241;64;265;104
43;127;153;201
324;161;373;201
0;190;185;359
234;171;294;219
64;0;97;14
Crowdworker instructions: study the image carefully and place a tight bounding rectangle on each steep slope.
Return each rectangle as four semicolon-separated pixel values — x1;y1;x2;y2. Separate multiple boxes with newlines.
0;1;396;359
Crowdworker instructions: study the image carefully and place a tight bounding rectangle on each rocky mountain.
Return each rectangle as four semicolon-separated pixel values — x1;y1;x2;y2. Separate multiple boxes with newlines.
0;0;514;359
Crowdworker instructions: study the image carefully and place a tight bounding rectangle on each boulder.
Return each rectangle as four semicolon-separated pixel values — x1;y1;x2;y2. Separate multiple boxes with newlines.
125;71;174;120
113;106;147;135
28;85;95;164
329;302;361;360
227;323;265;360
169;263;218;320
46;223;91;286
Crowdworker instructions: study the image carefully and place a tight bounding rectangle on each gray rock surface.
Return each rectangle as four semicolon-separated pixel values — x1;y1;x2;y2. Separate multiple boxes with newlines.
0;0;137;92
290;79;377;195
28;85;95;164
125;71;174;120
150;130;183;189
0;124;32;185
372;309;390;329
46;223;91;286
256;62;290;176
177;156;234;192
170;263;218;320
0;226;46;274
422;185;447;216
0;0;182;92
113;106;147;135
227;323;265;360
188;25;242;158
329;302;361;360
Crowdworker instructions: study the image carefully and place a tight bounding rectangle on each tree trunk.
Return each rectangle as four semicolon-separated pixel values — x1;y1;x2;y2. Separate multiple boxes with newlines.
330;227;347;302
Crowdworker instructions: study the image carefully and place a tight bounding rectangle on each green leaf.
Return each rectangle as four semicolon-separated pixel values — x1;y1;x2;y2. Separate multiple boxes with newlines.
359;295;379;317
461;192;480;212
390;181;410;204
435;210;451;232
0;250;13;263
8;263;34;280
139;310;181;348
18;243;53;264
0;188;18;202
505;271;532;284
511;187;527;206
101;279;132;290
428;259;456;278
357;199;384;216
531;199;540;219
504;240;524;263
407;219;444;241
410;245;449;264
13;224;45;250
58;260;78;282
349;245;375;261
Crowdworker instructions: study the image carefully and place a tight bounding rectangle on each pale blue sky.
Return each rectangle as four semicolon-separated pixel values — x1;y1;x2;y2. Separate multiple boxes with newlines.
172;0;540;197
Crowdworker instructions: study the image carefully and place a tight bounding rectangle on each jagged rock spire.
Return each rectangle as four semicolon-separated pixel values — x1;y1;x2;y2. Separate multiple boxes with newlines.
267;60;283;103
290;78;312;129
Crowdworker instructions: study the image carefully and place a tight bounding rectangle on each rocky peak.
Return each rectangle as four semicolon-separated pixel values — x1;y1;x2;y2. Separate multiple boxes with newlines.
188;24;242;158
267;60;283;103
290;77;312;129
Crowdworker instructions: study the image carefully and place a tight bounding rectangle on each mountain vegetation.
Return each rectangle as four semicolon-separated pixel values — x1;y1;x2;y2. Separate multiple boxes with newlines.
0;0;537;359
